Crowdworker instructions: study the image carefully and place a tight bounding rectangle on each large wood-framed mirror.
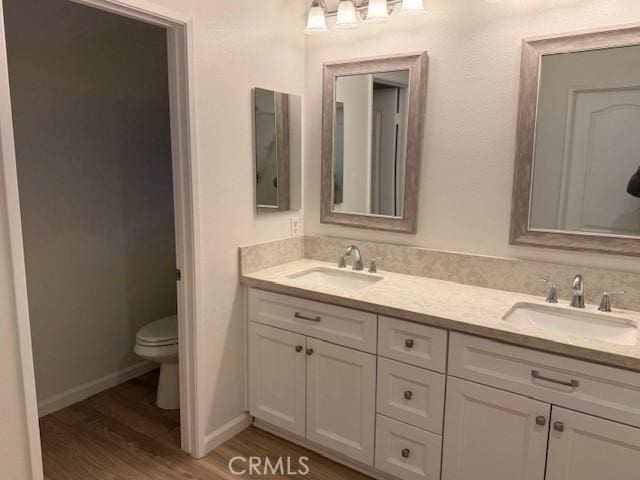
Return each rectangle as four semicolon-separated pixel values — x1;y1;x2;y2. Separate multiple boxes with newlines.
321;52;428;233
511;25;640;256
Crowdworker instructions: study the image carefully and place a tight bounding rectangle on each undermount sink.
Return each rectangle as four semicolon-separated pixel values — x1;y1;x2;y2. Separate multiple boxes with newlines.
503;303;638;346
287;267;382;291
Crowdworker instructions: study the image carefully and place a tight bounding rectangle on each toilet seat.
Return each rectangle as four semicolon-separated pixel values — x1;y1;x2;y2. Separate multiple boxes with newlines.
134;315;180;409
136;315;178;347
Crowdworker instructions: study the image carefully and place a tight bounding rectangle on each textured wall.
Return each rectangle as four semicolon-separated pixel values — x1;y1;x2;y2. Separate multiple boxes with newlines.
304;0;640;274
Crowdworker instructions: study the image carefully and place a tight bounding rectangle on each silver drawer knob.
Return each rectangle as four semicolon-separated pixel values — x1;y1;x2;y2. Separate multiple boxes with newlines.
295;345;303;353
405;339;414;349
553;421;565;433
404;390;413;400
306;348;314;356
401;448;410;459
535;416;546;426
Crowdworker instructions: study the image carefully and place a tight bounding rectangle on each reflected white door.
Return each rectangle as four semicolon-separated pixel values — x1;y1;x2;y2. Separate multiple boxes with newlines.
248;323;306;437
371;87;399;216
546;406;640;480
306;337;376;466
560;86;640;234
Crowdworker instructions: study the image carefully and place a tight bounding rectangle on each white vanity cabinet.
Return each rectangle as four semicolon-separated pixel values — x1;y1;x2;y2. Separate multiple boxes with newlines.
247;287;640;480
248;322;307;437
445;332;640;480
546;407;640;480
306;337;376;465
441;377;550;480
248;289;378;466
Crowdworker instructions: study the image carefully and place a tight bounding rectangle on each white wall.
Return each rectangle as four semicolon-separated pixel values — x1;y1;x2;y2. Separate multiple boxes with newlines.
139;0;306;452
0;0;306;475
5;0;177;410
305;0;640;273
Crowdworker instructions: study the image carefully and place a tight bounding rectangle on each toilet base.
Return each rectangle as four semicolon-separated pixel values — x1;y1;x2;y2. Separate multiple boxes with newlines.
157;362;180;410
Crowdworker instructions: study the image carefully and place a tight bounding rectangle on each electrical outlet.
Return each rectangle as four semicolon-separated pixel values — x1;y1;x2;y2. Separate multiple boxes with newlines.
290;216;300;237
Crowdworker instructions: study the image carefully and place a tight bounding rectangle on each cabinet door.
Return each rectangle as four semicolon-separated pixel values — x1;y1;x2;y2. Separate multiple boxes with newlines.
306;338;376;466
249;323;306;437
546;406;640;480
442;377;550;480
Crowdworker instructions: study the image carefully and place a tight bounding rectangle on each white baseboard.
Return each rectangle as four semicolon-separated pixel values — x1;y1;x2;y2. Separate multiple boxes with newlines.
202;412;252;455
38;361;158;417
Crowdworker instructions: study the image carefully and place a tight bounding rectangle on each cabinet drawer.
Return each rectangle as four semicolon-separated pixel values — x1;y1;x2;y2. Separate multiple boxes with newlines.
249;288;377;353
378;316;447;372
377;358;445;434
375;415;442;480
449;333;640;428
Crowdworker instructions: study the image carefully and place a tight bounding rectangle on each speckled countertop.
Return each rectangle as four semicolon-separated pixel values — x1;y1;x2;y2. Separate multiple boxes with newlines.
242;259;640;372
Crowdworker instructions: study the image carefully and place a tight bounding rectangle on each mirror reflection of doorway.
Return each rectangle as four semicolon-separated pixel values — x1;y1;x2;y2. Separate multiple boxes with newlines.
370;73;408;217
371;82;406;216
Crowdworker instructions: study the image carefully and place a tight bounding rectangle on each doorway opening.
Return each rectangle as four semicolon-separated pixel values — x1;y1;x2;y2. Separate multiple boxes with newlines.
0;0;198;476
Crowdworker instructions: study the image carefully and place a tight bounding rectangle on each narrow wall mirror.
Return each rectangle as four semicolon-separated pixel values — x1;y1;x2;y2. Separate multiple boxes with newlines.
511;25;640;256
254;87;302;212
321;53;428;233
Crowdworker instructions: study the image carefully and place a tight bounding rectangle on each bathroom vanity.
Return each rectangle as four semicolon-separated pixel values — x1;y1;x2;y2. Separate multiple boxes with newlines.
243;259;640;480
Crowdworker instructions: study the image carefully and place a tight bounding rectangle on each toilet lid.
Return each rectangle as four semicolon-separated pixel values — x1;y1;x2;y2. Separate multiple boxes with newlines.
137;315;178;346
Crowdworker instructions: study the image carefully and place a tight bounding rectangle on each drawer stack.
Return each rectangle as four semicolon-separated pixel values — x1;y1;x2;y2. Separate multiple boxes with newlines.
375;316;448;480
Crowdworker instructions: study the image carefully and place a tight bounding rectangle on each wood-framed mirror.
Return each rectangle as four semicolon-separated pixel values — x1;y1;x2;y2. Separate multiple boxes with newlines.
321;52;428;233
510;25;640;256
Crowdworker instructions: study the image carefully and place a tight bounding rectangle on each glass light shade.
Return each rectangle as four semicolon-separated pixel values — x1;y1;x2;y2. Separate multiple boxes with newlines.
335;0;358;29
304;4;328;34
366;0;390;23
399;0;425;16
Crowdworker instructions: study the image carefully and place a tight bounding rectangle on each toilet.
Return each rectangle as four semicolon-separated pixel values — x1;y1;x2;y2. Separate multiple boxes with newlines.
134;315;179;410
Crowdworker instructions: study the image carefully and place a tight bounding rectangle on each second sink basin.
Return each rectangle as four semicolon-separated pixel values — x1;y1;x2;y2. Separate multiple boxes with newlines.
503;303;638;346
287;267;382;291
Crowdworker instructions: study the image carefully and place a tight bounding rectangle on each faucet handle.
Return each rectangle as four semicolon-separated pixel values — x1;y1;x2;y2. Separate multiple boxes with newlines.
368;257;382;274
598;290;626;312
337;252;347;269
539;278;559;304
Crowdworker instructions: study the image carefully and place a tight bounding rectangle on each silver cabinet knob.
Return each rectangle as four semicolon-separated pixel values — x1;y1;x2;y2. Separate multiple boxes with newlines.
535;416;546;426
405;339;414;349
306;348;314;356
404;390;413;400
401;448;410;459
295;345;303;353
553;421;565;432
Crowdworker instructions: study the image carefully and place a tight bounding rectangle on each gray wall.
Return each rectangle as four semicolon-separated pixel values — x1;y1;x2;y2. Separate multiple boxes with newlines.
5;0;177;408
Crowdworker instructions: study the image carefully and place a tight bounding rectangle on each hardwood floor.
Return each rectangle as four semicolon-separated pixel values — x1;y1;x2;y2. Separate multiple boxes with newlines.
40;371;371;479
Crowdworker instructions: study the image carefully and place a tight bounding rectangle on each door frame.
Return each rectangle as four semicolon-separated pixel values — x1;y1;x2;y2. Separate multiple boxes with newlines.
0;0;201;476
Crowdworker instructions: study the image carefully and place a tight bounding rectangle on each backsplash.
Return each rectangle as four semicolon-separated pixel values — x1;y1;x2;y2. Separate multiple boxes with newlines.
241;235;640;312
239;236;304;275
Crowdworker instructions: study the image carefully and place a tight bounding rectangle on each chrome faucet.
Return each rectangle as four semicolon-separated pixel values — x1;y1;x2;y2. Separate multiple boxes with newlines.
344;245;364;271
570;274;585;309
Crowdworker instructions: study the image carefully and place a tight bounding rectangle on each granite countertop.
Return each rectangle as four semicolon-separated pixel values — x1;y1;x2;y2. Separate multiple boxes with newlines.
241;259;640;372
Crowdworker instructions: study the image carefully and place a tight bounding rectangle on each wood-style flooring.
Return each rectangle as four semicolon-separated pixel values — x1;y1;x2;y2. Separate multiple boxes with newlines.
40;370;370;479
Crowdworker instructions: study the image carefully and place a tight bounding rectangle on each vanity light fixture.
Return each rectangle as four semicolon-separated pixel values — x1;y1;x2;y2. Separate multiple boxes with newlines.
399;0;426;16
335;0;359;29
304;0;329;34
365;0;391;23
305;0;426;34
